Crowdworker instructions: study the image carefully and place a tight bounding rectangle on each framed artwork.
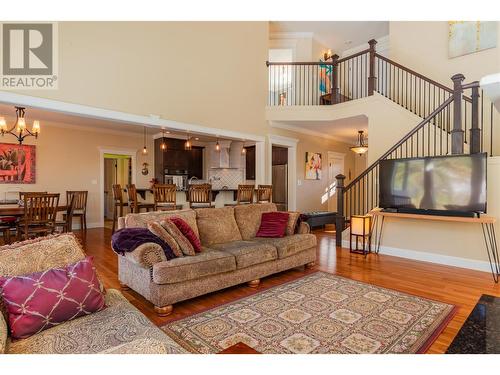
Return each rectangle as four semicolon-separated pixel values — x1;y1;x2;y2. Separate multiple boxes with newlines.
449;21;497;58
0;143;36;184
305;152;322;180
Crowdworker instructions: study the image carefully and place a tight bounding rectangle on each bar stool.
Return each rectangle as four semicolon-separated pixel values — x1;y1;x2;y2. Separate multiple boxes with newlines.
188;184;213;208
112;184;128;233
257;185;273;203
225;184;255;206
127;184;155;214
153;184;178;211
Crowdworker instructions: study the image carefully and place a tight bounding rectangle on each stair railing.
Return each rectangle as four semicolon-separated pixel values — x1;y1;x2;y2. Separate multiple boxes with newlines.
334;96;454;246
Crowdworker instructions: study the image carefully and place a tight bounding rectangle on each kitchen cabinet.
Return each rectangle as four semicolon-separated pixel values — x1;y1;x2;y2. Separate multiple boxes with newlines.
155;138;204;182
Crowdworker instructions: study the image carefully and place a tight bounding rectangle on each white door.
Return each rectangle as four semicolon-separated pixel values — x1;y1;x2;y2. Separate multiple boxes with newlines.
327;153;345;212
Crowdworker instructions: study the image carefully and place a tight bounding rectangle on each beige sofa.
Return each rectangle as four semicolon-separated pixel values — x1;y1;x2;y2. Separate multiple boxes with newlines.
116;203;317;316
0;234;187;354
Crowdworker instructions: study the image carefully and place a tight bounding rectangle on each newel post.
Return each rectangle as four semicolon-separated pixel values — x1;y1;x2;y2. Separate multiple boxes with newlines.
470;84;481;154
335;174;346;247
330;54;339;104
451;73;465;154
368;39;377;96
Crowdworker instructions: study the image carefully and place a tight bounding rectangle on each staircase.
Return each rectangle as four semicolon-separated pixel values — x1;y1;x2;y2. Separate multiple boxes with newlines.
266;39;499;246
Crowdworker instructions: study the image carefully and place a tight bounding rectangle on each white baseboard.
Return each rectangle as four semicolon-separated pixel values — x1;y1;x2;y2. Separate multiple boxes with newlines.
341;240;493;273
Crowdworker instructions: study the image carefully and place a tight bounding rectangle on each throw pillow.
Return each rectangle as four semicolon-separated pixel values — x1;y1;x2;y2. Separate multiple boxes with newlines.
256;212;290;238
0;256;106;339
147;222;183;257
160;219;196;256
170;217;202;252
286;212;301;236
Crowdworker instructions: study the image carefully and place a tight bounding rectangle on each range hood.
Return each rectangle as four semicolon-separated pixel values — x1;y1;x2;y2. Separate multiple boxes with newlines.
209;141;244;169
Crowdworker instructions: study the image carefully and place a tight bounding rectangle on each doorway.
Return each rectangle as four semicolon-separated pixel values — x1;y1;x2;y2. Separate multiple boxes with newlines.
103;153;132;226
327;151;345;212
272;146;288;211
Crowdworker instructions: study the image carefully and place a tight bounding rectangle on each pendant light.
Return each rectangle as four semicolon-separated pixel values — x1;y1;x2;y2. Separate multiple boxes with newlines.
350;130;368;155
142;126;148;155
215;138;221;152
185;132;192;150
160;128;167;151
241;139;246;154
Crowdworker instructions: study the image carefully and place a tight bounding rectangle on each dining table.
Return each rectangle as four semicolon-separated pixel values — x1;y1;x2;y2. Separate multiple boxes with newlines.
0;204;68;216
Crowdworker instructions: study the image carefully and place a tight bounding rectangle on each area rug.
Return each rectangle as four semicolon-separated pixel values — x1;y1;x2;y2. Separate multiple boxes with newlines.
162;272;456;354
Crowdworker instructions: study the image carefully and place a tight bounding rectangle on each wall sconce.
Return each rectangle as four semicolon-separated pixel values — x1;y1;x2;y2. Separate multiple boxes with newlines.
350;215;372;256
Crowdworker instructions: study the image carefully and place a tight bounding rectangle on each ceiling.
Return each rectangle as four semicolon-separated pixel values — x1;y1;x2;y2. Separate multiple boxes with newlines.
269;21;389;54
274;115;368;144
0;103;241;143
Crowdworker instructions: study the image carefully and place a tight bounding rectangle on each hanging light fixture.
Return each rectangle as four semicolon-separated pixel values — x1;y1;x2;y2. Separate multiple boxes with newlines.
215;138;221;152
160;128;167;151
241;139;246;154
185;132;192;150
350;130;368;155
142;126;148;155
0;106;41;145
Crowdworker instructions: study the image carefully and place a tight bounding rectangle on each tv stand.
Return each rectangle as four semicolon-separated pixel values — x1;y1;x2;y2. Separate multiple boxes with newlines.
392;208;478;218
371;208;499;283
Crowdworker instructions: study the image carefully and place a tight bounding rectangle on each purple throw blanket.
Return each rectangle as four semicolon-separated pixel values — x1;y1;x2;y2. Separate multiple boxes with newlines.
111;227;176;260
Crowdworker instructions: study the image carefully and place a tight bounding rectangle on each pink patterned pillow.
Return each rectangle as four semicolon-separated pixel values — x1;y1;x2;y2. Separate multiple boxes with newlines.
170;217;202;252
256;212;290;238
0;256;106;339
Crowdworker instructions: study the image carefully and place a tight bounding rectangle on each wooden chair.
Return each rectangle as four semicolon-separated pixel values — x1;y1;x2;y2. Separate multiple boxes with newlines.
66;191;88;232
112;184;128;234
153;184;177;211
257;185;273;203
19;191;47;201
127;184;155;214
188;184;213;208
17;193;60;241
236;184;255;204
0;217;17;245
55;194;75;233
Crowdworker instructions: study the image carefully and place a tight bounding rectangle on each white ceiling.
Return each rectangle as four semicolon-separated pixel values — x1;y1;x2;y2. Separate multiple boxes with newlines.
269;21;389;54
273;115;368;144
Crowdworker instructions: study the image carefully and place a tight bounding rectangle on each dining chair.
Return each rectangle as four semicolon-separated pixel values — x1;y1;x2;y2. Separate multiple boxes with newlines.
0;217;17;245
55;194;75;234
19;191;47;202
188;184;213;208
112;184;128;233
127;184;155;214
153;184;178;211
66;191;88;232
257;185;273;203
17;193;60;241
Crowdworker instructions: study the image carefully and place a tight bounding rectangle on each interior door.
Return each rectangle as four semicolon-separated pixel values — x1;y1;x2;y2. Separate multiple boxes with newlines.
327;155;344;212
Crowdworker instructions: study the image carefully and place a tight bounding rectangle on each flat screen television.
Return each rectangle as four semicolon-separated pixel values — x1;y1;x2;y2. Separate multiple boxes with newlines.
379;153;487;215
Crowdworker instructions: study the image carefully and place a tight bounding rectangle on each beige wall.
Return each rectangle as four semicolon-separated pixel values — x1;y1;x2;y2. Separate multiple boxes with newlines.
269;127;356;212
390;21;500;85
13;22;270;136
0;121;153;227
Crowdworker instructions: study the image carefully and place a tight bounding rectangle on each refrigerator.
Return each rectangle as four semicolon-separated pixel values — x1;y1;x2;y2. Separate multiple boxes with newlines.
272;164;288;211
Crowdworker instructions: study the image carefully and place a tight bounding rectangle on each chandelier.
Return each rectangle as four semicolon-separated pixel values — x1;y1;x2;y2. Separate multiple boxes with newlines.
0;106;40;145
350;130;368;155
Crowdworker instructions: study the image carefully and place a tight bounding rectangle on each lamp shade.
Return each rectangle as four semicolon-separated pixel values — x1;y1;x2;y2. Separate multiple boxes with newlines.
350;215;371;236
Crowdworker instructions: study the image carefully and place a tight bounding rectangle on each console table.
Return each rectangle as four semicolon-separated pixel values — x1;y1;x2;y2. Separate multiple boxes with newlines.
370;209;500;283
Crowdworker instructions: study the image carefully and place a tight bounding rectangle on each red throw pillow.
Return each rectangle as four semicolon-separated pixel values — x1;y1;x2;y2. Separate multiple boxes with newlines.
256;212;290;238
170;217;202;252
0;256;106;339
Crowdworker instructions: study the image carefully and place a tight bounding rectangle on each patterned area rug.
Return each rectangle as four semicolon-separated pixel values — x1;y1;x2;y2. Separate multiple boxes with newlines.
162;272;456;354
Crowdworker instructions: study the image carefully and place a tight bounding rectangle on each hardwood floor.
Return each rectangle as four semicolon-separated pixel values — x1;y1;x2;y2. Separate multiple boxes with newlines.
81;227;500;354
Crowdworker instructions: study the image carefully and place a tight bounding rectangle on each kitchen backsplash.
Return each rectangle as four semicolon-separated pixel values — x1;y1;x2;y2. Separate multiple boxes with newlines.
208;169;245;190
